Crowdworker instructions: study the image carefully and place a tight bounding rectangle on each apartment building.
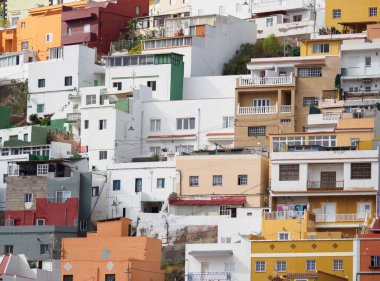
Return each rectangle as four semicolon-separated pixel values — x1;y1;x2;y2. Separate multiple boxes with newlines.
16;1;86;61
61;217;164;281
170;151;269;216
27;44;104;118
356;233;380;280
270;147;378;237
234;55;339;150
0;51;34;85
326;0;380;33
0;158;91;263
61;0;148;56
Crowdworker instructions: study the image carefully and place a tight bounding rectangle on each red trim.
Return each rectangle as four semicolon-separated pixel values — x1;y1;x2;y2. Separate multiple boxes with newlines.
169;196;246;205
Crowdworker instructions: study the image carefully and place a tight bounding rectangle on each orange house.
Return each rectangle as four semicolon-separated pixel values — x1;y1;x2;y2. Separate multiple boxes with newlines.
0;28;17;53
16;1;86;61
61;218;164;281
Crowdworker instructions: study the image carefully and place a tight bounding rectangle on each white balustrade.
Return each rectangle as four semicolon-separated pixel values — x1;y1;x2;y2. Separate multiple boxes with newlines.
239;75;293;87
316;213;366;223
237;104;292;115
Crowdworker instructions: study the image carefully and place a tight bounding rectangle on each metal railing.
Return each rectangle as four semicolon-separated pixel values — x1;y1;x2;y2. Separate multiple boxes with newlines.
264;211;305;220
307;181;344;190
239;75;293;87
316;213;367;223
67;113;81;122
188;272;231;281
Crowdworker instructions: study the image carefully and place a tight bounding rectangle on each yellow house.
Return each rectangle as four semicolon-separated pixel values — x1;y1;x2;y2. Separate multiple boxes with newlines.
300;39;341;56
16;1;86;61
4;0;52;27
251;238;353;281
325;0;380;32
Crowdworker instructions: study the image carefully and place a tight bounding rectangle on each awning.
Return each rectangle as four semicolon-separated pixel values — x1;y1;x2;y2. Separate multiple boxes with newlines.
189;250;233;256
169;196;246;205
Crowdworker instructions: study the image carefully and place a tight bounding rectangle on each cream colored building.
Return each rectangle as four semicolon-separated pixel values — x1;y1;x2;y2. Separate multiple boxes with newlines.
169;151;269;216
234;55;340;151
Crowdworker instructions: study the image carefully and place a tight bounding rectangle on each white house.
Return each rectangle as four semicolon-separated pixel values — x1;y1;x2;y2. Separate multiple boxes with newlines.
0;51;33;85
27;45;105;118
141;15;256;77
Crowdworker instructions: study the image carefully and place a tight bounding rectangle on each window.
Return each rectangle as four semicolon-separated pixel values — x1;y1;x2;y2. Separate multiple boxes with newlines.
3;174;7;183
176;118;195;130
113;82;122;90
11;17;19;26
303;97;319;107
147;81;157;91
113;180;121;191
213;175;222;186
238;175;248;185
279;164;299;181
170;0;176;5
135;178;142;192
281;119;291;123
37;104;45;113
333;259;343;270
308;135;336;147
276;261;286;272
223;116;234;128
67;27;72;35
99;120;107;130
37;164;49;176
221;237;232;243
8;164;19;176
278;232;290;240
64;76;73;86
135;5;140;15
21;22;26;28
351;138;360;147
312;43;330;54
105;275;115;281
21;41;29;50
36;219;45;226
272;136;305;152
157;178;165;188
84;120;89;129
248;126;266;136
46;33;53;43
38;79;46;88
298;68;322;77
306;260;316;270
4;245;13;254
150;119;161;132
86;95;96;105
49;47;63;59
365;56;372;67
369;7;378;17
150;146;161;155
99;151;107;160
255;261;266;272
293;15;302;22
63;276;73;281
224;261;235;271
56;191;71;203
351;163;371;179
24;193;33;203
333;9;341;19
220;205;231;216
23;133;28;141
371;256;380;267
79;220;87;231
40;244;50;255
84;24;90;33
358;203;371;219
92;186;99;196
189;176;199;187
266;18;273;27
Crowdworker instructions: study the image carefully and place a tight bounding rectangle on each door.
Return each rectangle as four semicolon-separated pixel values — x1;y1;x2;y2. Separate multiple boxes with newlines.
320;172;336;189
323;203;336;222
358;203;371;219
253;99;270;113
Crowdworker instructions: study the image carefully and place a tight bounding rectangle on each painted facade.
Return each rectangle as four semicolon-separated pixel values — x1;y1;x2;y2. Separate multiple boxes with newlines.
61;217;164;281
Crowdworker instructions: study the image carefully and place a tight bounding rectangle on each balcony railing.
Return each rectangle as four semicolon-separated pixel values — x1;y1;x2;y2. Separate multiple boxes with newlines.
307;181;344;190
239;75;293;87
264;211;305;220
67;113;81;122
316;213;367;223
237;103;292;115
188;272;231;281
344;91;380;100
252;0;309;14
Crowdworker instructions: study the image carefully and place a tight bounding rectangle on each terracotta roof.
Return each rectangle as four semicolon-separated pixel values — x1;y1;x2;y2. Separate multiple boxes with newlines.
169;196;246;206
147;134;196;139
0;255;10;275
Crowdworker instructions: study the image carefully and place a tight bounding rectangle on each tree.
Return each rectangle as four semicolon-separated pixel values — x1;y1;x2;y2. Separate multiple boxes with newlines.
5;79;28;119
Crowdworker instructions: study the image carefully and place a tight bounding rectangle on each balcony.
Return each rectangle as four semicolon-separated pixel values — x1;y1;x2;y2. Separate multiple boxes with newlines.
252;0;310;14
316;213;366;223
67;113;81;122
264;211;305;220
188;272;231;281
307;181;344;191
238;75;293;87
61;32;97;45
237;103;291;115
343;91;380;101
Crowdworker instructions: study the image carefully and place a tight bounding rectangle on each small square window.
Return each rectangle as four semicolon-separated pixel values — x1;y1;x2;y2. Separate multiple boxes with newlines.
266;18;273;27
189;176;199;187
248;126;266;136
37;164;49;176
21;41;29;51
40;244;50;255
4;245;14;254
105;274;115;281
37;104;45;113
157;178;165;188
113;180;120;191
276;260;286;272
147;81;157;91
150;119;161;132
333;9;341;19
213;175;222;186
278;232;290;240
333;259;343;270
92;186;99;196
24;193;33;203
255;261;266;272
63;276;73;281
369;7;378;17
238;175;247;185
86;95;96;105
306;260;316;270
371;256;380;267
38;79;46;88
113;82;122;91
99;151;107;160
36;219;45;226
64;76;73;86
84;120;89;129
